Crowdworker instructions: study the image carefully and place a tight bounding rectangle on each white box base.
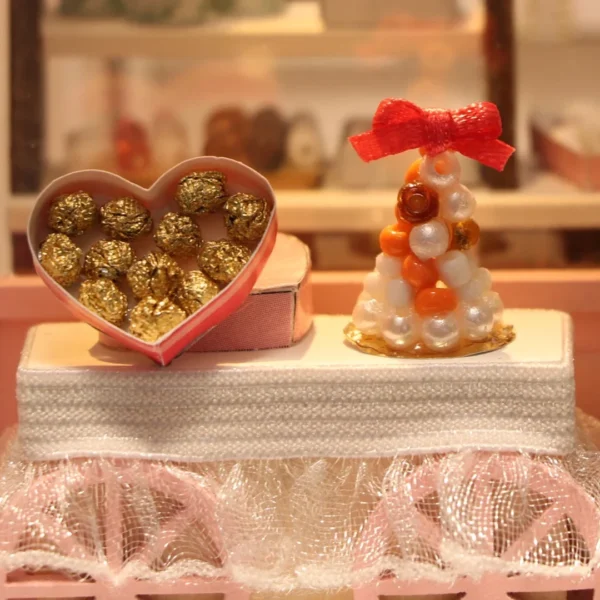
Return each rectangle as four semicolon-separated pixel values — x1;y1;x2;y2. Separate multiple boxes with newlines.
16;310;574;461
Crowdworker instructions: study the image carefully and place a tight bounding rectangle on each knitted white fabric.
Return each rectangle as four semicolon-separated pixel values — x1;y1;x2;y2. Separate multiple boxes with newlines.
16;310;575;461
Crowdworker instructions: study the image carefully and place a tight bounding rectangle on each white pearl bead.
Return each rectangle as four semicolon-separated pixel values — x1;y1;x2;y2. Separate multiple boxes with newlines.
436;250;473;289
409;218;450;261
465;247;478;271
384;277;413;310
440;184;476;222
481;290;504;323
363;271;386;301
458;298;495;341
456;267;492;302
381;311;421;350
375;253;403;278
420;151;461;191
352;298;384;335
421;313;461;352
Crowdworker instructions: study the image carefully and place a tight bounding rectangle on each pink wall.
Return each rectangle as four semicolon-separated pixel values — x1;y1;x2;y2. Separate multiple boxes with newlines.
1;270;599;432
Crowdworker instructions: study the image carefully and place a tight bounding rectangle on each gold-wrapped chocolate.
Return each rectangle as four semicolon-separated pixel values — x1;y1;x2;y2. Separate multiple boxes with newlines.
127;251;183;300
129;296;187;343
223;192;271;242
154;212;202;257
84;240;135;280
197;239;251;284
79;279;128;325
100;197;152;241
38;233;83;287
174;271;220;315
48;191;98;236
175;171;227;215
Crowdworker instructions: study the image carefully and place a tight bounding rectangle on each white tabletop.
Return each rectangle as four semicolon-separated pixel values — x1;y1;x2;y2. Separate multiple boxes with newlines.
17;310;574;460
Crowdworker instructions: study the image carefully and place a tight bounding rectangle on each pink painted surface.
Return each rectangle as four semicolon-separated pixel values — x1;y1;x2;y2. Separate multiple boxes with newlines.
1;571;596;600
1;270;600;432
353;573;597;600
2;572;251;600
189;290;297;352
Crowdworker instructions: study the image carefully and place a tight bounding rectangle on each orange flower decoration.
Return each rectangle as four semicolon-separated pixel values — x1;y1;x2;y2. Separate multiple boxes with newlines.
395;182;439;224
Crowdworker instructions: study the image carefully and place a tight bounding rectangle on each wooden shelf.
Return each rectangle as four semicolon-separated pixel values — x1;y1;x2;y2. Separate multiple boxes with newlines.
8;174;600;234
42;2;481;60
274;174;600;233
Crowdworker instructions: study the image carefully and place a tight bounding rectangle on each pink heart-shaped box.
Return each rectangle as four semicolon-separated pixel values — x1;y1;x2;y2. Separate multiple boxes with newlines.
28;157;278;366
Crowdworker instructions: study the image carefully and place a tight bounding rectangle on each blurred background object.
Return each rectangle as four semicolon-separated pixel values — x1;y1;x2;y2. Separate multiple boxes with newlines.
320;0;461;29
532;104;600;190
121;0;209;25
58;0;124;18
6;0;600;272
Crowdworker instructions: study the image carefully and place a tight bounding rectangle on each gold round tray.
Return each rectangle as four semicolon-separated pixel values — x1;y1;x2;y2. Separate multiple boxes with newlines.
344;321;515;359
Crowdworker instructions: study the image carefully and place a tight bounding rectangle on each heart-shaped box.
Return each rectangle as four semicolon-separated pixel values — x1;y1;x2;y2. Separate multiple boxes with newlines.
28;157;278;366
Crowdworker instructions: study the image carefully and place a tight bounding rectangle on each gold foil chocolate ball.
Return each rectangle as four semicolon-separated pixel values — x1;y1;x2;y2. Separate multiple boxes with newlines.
38;233;83;287
175;171;227;215
154;212;202;257
84;239;135;280
79;279;128;325
197;239;252;285
127;251;183;300
451;219;481;251
100;197;152;241
129;296;187;343
174;271;220;315
223;193;271;242
48;191;98;237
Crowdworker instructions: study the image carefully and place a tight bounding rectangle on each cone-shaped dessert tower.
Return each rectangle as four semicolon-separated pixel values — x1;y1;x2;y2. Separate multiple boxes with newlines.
345;99;516;357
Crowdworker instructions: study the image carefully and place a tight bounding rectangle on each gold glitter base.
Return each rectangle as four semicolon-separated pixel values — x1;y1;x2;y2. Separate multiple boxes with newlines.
344;321;515;359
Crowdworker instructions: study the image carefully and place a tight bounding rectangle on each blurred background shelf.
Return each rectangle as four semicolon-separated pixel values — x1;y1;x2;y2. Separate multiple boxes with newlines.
274;176;600;231
42;1;482;59
9;173;600;233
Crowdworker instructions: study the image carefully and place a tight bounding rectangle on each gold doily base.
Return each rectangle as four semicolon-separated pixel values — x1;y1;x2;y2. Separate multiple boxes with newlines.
344;321;516;359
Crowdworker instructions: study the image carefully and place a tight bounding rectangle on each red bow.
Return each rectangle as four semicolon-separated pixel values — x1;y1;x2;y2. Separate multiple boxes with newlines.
349;99;515;171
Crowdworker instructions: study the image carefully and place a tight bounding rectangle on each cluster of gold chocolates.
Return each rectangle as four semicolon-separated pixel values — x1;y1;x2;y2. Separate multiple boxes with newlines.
38;170;271;343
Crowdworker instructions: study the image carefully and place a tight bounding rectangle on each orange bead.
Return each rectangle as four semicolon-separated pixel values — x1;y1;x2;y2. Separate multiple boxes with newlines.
404;158;423;183
379;222;412;257
451;219;480;250
415;287;458;317
402;253;438;290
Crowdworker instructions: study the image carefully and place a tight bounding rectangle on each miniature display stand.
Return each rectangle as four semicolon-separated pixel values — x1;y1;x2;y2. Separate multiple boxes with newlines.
17;311;574;460
2;102;600;600
3;309;600;599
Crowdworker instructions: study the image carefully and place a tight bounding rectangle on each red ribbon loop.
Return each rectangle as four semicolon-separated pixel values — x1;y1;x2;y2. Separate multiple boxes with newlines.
349;99;515;171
